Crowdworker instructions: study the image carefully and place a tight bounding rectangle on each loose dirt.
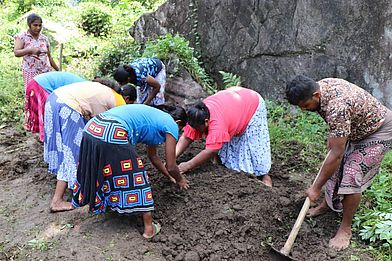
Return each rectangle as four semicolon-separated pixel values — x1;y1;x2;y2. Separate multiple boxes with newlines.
0;125;372;260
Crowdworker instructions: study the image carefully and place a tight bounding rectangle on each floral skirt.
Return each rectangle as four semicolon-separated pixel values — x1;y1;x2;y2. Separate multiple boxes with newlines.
44;93;86;188
24;79;50;142
219;96;271;176
326;112;392;212
72;114;154;214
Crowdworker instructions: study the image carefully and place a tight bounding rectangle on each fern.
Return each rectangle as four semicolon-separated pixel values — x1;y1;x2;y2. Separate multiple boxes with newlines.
219;71;241;88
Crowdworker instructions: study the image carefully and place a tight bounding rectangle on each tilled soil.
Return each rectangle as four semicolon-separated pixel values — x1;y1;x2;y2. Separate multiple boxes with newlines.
0;125;373;260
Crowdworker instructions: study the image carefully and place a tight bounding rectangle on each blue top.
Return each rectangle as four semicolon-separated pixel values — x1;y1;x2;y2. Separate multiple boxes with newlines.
102;104;178;145
130;57;162;87
34;71;86;93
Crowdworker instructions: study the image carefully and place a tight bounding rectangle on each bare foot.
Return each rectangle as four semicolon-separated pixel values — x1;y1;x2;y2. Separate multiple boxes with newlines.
307;199;329;217
329;229;352;251
50;201;74;213
260;175;272;187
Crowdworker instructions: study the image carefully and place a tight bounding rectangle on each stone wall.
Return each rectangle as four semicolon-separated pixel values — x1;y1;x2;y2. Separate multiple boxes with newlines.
131;0;392;107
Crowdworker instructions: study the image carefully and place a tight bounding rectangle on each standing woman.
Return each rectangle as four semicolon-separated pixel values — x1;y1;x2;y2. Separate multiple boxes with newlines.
25;71;86;142
14;13;59;90
176;86;273;187
44;81;135;212
72;104;189;239
113;57;166;106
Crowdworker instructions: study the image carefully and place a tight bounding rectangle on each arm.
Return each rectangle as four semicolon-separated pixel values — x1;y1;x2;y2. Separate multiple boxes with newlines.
47;48;59;71
143;75;160;105
146;145;170;177
146;136;189;190
13;37;39;57
178;148;218;174
165;134;189;189
176;135;194;158
306;136;347;202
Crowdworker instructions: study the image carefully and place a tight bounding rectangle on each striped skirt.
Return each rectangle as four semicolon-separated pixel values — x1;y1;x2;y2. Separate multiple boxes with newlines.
72;114;154;214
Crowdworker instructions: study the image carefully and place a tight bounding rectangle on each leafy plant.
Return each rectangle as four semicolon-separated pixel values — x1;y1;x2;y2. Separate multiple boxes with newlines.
143;34;215;93
80;7;112;37
97;35;140;77
219;71;241;88
354;153;392;249
27;239;52;251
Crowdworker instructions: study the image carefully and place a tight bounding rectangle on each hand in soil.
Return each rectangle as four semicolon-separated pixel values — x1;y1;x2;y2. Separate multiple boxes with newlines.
178;162;191;174
177;175;190;190
306;185;321;202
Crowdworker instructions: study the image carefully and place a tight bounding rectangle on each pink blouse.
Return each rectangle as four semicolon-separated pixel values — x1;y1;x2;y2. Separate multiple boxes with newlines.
183;87;260;150
15;31;52;74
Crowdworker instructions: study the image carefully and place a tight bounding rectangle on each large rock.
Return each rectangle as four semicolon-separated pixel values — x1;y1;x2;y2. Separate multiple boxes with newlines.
131;0;392;108
165;69;207;107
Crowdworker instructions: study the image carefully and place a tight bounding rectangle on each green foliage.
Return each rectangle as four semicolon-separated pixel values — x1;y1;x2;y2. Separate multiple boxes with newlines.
143;34;215;93
27;239;52;251
109;0;165;9
80;6;112;37
97;35;140;77
219;71;241;88
0;22;19;52
266;100;327;171
0;52;24;124
354;152;392;250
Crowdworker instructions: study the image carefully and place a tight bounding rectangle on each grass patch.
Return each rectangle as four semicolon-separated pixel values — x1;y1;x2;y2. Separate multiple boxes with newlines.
267;100;327;172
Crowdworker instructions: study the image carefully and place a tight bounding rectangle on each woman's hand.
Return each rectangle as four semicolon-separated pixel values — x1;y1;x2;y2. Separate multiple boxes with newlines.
178;162;191;174
177;174;190;190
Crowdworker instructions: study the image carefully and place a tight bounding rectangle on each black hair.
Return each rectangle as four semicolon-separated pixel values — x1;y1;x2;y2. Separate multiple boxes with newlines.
99;79;120;92
156;104;187;127
285;75;320;105
120;84;137;102
187;101;210;129
27;13;42;26
113;64;136;84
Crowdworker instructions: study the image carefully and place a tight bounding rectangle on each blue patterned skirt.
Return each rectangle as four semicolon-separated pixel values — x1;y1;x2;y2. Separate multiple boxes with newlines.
44;93;86;188
219;96;271;176
72;114;154;214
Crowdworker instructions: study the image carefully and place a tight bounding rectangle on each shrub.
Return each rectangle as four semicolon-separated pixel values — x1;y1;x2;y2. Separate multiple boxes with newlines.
143;34;215;93
80;7;112;37
97;35;140;77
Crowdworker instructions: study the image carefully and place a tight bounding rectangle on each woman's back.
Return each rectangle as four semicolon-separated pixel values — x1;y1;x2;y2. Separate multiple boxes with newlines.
35;71;86;92
103;104;178;145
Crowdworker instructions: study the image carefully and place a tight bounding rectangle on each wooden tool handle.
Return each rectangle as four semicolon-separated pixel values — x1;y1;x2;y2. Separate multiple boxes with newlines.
279;151;330;256
280;197;311;255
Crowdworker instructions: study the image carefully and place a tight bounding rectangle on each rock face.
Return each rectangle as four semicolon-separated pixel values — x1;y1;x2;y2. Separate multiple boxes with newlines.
165;69;207;108
131;0;392;108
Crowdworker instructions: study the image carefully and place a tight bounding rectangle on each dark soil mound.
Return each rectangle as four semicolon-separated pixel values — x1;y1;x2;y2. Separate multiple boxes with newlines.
0;126;372;260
